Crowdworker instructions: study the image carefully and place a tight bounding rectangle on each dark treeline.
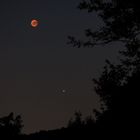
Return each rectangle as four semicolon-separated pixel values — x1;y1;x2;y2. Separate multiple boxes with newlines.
0;111;106;139
1;0;138;139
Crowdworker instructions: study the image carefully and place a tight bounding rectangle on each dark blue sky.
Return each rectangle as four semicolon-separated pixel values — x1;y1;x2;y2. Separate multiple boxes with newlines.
0;0;120;133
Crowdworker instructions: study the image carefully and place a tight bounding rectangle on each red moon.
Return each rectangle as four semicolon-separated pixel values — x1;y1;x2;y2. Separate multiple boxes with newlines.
31;19;39;27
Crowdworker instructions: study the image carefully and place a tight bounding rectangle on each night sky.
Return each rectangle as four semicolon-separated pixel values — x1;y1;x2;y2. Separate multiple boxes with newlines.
0;0;120;133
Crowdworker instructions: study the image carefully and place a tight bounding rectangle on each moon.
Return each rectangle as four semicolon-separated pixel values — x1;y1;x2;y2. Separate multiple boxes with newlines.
31;19;39;28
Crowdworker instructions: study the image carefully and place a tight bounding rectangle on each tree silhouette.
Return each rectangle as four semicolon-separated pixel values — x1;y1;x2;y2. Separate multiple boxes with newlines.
68;111;96;129
0;112;23;138
68;0;140;137
69;0;140;48
68;111;83;128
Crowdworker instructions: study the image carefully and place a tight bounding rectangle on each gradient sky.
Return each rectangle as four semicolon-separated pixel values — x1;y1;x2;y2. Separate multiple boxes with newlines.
0;0;121;133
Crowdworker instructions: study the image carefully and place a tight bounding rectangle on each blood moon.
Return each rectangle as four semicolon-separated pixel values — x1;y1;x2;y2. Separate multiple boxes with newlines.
31;19;39;28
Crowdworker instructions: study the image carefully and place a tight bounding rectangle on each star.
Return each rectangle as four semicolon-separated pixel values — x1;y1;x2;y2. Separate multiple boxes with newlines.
62;89;66;93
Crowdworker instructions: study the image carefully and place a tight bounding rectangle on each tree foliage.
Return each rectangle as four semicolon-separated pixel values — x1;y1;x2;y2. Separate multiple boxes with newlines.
68;0;140;135
69;0;140;47
0;112;23;138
